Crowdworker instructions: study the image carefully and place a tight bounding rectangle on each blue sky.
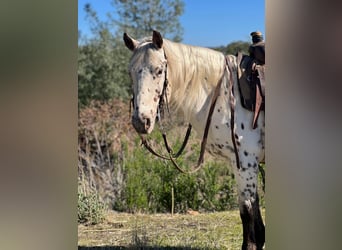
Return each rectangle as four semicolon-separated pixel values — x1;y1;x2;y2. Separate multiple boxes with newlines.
78;0;265;47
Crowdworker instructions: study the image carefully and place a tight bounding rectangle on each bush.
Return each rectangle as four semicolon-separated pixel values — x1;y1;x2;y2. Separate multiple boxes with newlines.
78;189;107;225
78;100;264;215
115;132;239;213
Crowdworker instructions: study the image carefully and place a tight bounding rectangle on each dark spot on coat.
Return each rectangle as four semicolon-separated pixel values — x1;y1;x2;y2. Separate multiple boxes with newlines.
244;151;248;156
241;123;245;130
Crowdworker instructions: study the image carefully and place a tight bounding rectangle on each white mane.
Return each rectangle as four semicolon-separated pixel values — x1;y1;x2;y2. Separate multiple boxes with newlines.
163;39;226;120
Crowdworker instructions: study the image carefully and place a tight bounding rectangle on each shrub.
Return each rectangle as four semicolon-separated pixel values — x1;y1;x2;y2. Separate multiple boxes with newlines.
115;132;239;213
78;189;107;225
78;100;264;215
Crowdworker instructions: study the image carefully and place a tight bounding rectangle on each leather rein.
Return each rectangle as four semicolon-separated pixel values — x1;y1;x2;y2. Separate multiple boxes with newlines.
132;53;240;174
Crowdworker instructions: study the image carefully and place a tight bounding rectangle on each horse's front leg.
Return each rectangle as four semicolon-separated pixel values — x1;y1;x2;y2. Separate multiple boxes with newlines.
235;160;265;250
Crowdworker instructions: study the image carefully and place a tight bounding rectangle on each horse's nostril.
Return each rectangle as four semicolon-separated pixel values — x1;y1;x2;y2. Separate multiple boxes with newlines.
145;118;151;129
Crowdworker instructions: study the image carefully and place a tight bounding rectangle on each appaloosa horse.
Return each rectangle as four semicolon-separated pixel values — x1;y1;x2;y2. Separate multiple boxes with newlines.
124;30;265;250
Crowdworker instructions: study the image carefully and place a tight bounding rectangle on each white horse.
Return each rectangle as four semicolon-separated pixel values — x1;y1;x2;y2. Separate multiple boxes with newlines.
124;30;265;250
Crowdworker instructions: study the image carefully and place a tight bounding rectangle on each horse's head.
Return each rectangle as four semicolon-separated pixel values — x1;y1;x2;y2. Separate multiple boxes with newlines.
124;30;168;134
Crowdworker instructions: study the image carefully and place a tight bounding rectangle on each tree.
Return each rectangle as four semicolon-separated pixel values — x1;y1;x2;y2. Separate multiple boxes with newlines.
212;41;250;55
78;1;185;106
78;33;131;106
78;4;131;106
112;0;184;41
225;41;250;55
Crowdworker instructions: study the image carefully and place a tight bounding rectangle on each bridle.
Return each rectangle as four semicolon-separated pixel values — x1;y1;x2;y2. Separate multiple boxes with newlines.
130;51;241;174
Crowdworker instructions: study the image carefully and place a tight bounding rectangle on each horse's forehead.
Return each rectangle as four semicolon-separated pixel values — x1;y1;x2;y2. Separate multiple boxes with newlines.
130;44;164;69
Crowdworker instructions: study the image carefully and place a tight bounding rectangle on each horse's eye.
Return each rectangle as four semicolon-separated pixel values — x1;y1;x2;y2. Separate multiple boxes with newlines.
156;68;163;76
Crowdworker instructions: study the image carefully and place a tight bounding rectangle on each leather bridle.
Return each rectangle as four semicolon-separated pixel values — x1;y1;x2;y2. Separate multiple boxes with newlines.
131;52;241;173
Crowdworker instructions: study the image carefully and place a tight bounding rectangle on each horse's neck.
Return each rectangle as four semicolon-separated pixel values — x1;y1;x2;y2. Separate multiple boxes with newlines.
165;41;226;127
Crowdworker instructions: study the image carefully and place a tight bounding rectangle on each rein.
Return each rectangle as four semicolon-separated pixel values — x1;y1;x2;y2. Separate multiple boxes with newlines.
140;57;226;174
134;53;240;174
226;57;241;170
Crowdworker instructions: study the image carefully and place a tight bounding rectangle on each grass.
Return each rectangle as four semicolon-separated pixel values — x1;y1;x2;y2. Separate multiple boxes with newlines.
78;209;265;250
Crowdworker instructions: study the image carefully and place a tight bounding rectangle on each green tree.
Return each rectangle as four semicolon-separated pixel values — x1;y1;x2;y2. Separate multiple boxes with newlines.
112;0;184;41
78;4;131;106
78;30;131;106
212;41;250;55
225;41;250;54
78;1;185;106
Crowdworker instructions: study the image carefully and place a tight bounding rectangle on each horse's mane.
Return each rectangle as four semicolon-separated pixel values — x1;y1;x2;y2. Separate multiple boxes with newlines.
163;39;226;120
134;37;226;121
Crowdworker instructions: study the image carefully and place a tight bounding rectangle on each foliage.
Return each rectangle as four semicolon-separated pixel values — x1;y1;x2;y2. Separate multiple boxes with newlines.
78;100;135;206
118;139;238;213
78;30;131;106
112;0;184;41
212;40;250;55
78;189;107;225
77;100;262;215
78;0;185;106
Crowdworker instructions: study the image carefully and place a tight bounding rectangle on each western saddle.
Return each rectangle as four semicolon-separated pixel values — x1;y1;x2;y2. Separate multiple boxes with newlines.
237;31;265;129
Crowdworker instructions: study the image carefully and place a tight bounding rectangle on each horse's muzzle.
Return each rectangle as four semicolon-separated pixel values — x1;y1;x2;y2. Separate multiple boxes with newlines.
132;115;151;134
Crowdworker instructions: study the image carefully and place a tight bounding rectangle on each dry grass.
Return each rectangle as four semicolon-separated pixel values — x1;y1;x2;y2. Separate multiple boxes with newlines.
78;209;265;250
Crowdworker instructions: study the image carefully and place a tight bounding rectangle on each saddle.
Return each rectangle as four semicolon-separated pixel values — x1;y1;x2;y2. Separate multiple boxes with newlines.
237;51;265;129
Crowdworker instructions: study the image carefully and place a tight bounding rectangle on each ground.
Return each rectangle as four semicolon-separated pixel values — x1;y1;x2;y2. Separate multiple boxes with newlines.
78;209;265;250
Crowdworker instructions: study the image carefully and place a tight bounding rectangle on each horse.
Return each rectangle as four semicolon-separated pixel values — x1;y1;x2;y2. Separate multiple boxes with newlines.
123;30;265;250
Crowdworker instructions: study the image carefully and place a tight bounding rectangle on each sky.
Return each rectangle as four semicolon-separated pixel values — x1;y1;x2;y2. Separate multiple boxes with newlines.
78;0;265;47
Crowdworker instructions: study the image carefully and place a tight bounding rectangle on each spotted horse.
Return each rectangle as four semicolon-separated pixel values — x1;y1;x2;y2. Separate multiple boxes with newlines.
124;30;265;250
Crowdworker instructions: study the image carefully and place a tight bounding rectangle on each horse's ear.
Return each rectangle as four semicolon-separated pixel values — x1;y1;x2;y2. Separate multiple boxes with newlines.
152;30;163;49
123;33;138;51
